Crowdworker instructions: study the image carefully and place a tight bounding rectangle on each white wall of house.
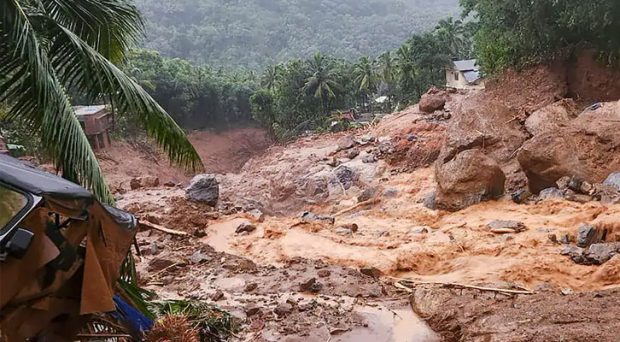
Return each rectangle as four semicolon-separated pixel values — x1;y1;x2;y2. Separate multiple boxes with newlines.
445;69;485;90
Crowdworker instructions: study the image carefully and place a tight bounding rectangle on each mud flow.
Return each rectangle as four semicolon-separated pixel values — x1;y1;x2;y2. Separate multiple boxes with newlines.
113;67;620;341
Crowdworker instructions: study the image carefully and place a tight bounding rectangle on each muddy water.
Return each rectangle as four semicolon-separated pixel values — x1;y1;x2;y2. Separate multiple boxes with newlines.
339;305;440;342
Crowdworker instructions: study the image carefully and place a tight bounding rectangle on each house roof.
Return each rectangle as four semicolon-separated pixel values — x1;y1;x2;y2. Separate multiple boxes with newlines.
452;59;478;72
463;70;481;83
74;105;107;117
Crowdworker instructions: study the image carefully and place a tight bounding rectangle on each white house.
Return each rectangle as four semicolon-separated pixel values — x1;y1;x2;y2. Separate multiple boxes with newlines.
446;59;485;90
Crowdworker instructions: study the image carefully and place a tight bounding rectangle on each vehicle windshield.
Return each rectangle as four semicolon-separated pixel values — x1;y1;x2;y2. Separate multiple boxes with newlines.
0;184;28;232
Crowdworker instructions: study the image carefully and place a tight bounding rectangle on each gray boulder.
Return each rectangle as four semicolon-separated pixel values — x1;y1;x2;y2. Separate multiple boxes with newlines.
603;172;620;190
333;165;356;190
186;174;219;206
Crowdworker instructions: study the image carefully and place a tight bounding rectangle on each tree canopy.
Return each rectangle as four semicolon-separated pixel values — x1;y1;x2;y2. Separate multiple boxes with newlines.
134;0;460;69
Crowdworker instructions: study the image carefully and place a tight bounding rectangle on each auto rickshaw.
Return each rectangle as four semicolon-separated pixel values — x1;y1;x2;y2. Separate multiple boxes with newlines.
0;154;138;341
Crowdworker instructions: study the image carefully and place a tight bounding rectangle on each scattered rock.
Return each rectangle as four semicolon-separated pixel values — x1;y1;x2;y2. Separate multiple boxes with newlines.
148;257;184;272
576;224;604;248
419;93;446;113
584;243;620;265
193;228;207;238
360;267;383;278
335;227;353;236
362;154;377;163
210;290;225;301
236;221;257;234
248;209;265;222
603;172;620;190
317;269;331;278
539;187;564;200
141;176;160;188
339;223;359;232
129;178;142;190
487;220;527;234
358;187;378;202
422;191;437;210
274;303;294;317
163;181;176;187
346;149;360;159
411;227;429;234
435;150;506;211
301;212;335;225
548;234;558;244
333;165;356;190
337;136;357;151
327;156;340;167
511;189;531;204
407;134;418;142
245;306;262;317
382;188;398;197
244;283;258;292
300;278;323;293
560;234;574;245
186;174;219;206
189;252;210;264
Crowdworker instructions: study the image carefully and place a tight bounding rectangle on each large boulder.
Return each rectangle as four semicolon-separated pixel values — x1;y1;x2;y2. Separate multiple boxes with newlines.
525;99;579;136
439;96;528;164
418;93;446;113
186;174;219;206
518;101;620;193
435;149;506;211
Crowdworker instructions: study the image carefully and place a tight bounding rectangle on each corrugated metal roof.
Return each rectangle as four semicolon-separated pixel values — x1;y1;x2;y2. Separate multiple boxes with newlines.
74;105;107;117
463;70;481;83
452;59;478;72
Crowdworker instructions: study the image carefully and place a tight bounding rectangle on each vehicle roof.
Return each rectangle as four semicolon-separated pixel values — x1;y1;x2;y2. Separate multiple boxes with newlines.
0;154;93;201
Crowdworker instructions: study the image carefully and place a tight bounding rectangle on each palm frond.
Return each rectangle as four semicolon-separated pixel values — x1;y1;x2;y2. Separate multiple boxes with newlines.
1;0;114;202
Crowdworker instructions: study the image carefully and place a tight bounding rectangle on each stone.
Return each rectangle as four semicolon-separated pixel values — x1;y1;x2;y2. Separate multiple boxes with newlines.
189;252;210;264
525;99;579;136
407;134;418;142
411;227;429;234
340;223;359;232
236;221;257;234
335;227;353;236
141;176;160;188
129;178;142;190
148;257;184;272
346;149;360;159
511;189;531;204
362;154;377;163
419;93;446;113
301;212;335;225
210;290;225;301
244;283;258;292
358;187;378;202
584;243;620;265
274;303;294;317
382;188;399;197
548;234;559;244
300;278;323;293
245;306;262;317
422;191;437;210
317;269;331;278
186;174;219;206
360;267;383;278
603;172;620;190
435;150;506;211
487;220;527;234
334;165;356;190
560;234;573;245
193;228;207;238
163;181;176;187
539;187;564;200
248;209;265;222
337;136;357;151
518;102;620;193
576;224;603;248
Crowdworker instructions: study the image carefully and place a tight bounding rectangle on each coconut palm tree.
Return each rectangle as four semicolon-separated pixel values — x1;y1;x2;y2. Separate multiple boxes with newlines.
435;17;467;58
0;0;203;204
261;64;280;92
352;56;378;109
303;52;340;115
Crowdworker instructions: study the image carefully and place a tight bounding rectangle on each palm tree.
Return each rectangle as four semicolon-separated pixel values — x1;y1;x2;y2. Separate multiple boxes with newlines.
0;0;203;204
395;43;418;97
261;64;280;92
352;56;378;109
378;52;395;86
435;17;467;58
303;52;340;115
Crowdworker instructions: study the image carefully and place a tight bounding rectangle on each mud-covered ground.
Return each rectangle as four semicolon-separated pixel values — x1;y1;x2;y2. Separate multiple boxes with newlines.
111;73;620;341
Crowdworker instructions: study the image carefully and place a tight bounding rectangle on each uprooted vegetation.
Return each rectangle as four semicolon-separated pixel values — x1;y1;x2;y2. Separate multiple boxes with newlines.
111;55;620;341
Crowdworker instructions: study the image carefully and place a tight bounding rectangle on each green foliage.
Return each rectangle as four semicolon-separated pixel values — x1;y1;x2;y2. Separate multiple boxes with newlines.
149;300;239;342
0;0;202;204
134;0;460;69
122;49;258;132
461;0;620;73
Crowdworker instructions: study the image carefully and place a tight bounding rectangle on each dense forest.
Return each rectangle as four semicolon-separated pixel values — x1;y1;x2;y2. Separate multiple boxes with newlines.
134;0;460;68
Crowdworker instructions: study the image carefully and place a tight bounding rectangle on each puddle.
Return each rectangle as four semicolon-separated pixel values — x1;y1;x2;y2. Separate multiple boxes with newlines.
334;304;440;342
